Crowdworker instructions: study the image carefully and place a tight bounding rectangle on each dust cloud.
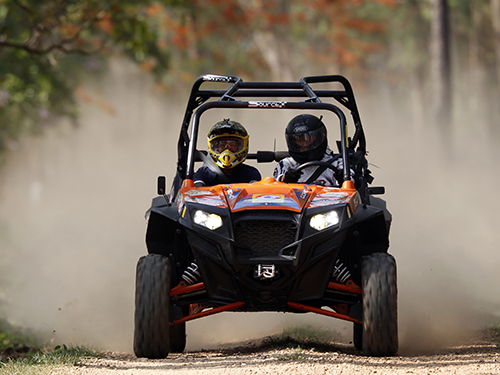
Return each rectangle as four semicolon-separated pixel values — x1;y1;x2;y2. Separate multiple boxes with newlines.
0;59;499;354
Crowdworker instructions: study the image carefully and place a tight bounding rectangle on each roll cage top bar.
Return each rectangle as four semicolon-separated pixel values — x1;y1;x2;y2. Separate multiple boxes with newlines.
176;74;367;185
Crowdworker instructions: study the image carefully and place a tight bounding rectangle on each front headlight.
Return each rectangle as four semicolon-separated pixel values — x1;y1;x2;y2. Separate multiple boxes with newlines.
193;210;223;230
310;210;339;231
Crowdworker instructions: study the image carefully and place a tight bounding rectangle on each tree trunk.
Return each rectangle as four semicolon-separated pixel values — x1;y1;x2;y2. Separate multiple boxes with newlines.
491;0;500;88
469;1;486;128
237;0;294;81
252;31;294;81
408;0;428;130
430;0;452;127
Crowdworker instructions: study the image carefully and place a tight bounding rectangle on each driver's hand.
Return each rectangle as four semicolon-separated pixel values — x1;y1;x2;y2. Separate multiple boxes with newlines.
311;180;326;186
283;168;303;183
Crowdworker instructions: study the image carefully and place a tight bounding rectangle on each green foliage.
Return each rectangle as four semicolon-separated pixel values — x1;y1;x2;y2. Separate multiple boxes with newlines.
0;318;40;361
16;345;102;366
2;0;500;162
0;330;37;355
0;344;102;374
0;0;399;161
0;0;185;160
0;48;78;155
0;317;101;371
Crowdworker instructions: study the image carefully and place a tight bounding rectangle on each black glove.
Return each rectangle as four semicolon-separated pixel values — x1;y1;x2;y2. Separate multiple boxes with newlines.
283;168;303;183
334;169;344;186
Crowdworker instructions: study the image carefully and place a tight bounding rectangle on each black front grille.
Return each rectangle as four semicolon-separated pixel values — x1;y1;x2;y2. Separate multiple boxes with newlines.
234;220;297;256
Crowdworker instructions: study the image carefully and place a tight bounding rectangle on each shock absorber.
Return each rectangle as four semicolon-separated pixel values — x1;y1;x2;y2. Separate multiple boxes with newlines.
332;259;351;284
181;262;201;285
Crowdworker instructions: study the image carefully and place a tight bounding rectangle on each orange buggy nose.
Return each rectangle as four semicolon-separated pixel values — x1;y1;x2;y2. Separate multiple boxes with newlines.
260;176;277;183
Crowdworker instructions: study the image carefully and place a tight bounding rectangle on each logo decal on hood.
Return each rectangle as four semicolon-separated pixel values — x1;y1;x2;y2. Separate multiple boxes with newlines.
251;194;285;203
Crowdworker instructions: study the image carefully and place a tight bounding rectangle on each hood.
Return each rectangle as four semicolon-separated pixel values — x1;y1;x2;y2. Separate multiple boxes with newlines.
179;177;359;214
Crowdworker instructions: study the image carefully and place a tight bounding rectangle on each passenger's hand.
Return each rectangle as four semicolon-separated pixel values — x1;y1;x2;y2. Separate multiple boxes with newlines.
283;168;302;183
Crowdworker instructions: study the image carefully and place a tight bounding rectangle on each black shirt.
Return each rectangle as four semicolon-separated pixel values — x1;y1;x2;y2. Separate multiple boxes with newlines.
193;164;261;186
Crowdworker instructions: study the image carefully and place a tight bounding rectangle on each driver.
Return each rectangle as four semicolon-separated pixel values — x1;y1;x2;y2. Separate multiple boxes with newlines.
273;114;345;186
194;119;261;186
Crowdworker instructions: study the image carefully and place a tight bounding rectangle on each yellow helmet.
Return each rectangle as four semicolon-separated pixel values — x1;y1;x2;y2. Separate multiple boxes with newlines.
207;119;249;169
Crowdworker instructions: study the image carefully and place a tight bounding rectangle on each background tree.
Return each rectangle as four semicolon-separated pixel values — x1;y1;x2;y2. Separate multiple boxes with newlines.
431;0;451;127
493;0;500;84
157;0;396;83
378;0;500;133
0;0;184;163
2;0;500;167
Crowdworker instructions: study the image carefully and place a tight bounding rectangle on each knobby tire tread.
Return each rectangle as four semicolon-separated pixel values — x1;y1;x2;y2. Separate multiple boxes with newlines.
361;252;398;356
133;254;171;359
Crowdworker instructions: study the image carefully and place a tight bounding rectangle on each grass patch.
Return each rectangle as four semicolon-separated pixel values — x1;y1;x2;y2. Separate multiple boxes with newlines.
0;322;39;360
1;345;103;374
1;318;102;374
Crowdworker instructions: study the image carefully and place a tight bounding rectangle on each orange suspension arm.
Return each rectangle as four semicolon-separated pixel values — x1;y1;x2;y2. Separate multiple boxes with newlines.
327;280;362;295
170;281;205;297
287;302;361;324
170;302;245;326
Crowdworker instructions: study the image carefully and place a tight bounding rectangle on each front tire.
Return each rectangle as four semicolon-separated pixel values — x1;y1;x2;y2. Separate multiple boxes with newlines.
361;252;398;356
169;322;186;353
353;323;363;351
134;254;171;359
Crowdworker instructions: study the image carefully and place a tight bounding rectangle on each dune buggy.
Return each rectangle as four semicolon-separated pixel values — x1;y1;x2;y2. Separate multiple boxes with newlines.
133;74;397;358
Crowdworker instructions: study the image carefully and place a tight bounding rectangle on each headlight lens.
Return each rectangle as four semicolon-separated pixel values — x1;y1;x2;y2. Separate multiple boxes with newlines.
310;210;339;231
193;210;223;230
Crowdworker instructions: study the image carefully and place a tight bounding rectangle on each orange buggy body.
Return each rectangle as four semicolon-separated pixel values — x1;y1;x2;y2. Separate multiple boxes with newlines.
133;75;398;358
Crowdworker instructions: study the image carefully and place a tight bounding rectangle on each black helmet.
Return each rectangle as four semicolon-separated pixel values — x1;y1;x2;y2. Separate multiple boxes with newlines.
207;119;249;168
285;114;327;163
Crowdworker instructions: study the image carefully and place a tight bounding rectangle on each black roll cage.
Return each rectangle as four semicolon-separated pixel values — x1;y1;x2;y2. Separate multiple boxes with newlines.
175;74;367;187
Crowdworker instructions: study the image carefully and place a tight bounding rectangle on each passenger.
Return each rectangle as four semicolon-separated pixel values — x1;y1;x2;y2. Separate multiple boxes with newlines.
273;114;345;186
194;119;261;186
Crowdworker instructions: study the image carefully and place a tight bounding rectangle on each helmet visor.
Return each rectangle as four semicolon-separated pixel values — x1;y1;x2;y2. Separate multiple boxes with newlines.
210;137;245;153
286;128;326;153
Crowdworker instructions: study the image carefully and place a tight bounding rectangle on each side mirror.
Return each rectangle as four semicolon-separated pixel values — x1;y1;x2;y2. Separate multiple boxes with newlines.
157;176;166;195
367;186;385;195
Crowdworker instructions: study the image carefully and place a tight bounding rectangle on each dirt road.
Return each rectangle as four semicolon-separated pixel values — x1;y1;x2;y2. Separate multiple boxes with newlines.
53;331;500;375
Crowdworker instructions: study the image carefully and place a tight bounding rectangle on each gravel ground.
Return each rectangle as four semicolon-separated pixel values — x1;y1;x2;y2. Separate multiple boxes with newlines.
52;331;500;375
